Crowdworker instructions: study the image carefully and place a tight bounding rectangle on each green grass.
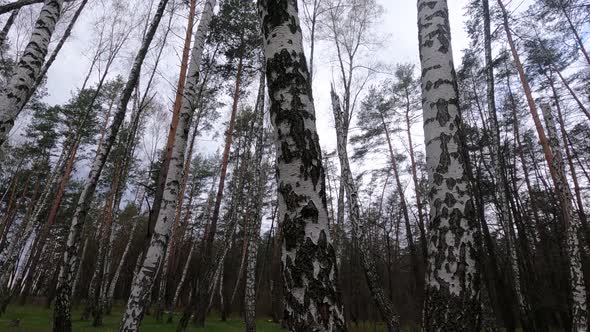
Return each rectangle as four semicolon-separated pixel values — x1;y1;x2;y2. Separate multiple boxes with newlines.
0;304;285;331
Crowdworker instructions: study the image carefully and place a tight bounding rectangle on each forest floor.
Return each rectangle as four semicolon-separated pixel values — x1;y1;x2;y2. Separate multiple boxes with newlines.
0;304;286;331
0;304;405;331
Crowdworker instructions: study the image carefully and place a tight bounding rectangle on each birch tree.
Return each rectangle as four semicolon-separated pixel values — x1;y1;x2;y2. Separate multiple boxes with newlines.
417;0;480;330
0;0;64;146
258;0;346;330
52;1;171;331
119;0;216;330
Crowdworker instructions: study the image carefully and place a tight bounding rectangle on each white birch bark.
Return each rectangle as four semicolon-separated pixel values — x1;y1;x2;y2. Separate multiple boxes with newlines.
417;0;480;330
52;2;171;331
481;0;530;326
119;1;216;330
0;0;64;146
244;72;266;332
541;104;587;331
106;214;142;314
258;0;346;329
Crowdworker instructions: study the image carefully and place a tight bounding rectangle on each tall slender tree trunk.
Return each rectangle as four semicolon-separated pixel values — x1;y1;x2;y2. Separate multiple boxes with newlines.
499;1;588;328
258;1;347;329
155;115;201;321
482;0;532;328
106;212;143;315
560;5;590;66
192;37;243;329
379;112;421;292
541;104;587;331
417;1;480;330
18;140;79;303
403;92;427;260
332;88;401;332
52;2;171;331
25;0;89;107
119;1;214;330
148;0;197;240
244;72;266;332
0;0;64;146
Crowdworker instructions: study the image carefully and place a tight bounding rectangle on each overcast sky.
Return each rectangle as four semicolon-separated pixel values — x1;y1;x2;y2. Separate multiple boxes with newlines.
34;0;471;156
4;0;476;230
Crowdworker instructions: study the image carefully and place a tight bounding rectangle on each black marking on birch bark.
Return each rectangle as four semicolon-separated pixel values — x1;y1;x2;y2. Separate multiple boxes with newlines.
260;0;346;330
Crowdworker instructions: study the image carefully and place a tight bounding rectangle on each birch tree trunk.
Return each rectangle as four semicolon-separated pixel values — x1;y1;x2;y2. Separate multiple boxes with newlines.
244;72;266;332
498;1;588;328
52;1;171;331
24;0;89;107
258;1;346;329
481;0;532;328
148;0;197;242
119;1;215;330
417;0;480;330
331;88;400;332
106;212;142;315
541;104;587;331
0;0;64;146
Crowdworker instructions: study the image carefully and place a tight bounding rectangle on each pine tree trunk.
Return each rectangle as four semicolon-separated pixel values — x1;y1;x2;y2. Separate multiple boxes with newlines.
417;1;480;330
119;1;214;329
92;160;123;326
403;93;427;260
192;31;243;329
0;0;64;146
331;89;401;332
258;1;347;329
52;2;170;331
